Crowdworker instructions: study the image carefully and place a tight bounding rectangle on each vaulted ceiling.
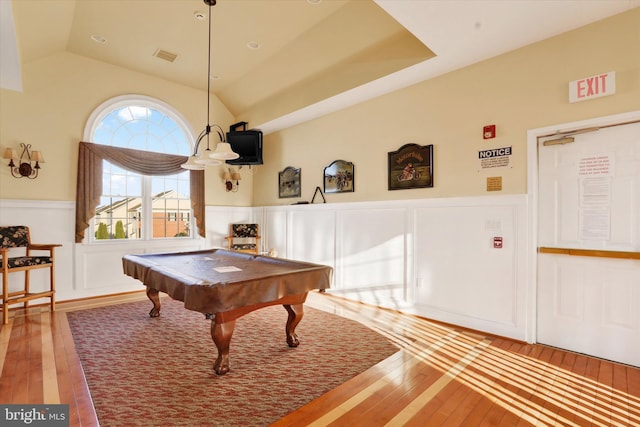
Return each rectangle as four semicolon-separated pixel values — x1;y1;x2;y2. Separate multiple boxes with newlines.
2;0;638;133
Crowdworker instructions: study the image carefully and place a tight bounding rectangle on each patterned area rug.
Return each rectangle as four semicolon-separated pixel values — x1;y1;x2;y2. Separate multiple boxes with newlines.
67;297;398;426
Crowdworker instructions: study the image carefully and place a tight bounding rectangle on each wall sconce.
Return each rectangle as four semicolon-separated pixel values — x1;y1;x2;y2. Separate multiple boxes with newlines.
3;143;44;179
223;168;241;192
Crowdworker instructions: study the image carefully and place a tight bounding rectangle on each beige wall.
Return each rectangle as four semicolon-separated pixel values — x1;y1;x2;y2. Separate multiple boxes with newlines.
1;10;638;209
0;51;253;207
254;9;640;206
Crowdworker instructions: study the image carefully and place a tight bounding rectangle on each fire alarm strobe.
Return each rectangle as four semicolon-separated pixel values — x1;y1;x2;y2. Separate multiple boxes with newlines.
483;125;496;139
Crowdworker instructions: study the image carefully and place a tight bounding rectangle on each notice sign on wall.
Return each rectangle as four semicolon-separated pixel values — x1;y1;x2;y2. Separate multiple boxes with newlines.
479;146;512;169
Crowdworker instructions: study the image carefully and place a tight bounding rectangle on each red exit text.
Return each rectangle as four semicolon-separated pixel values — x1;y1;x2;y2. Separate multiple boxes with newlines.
569;71;615;103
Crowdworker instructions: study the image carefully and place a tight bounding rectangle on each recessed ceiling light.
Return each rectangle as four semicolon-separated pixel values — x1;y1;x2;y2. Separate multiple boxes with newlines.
307;0;322;4
247;41;260;50
90;34;107;44
210;75;220;81
194;10;206;21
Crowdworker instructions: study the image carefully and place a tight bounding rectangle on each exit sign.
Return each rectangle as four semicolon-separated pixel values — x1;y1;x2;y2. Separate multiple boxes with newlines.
569;71;615;103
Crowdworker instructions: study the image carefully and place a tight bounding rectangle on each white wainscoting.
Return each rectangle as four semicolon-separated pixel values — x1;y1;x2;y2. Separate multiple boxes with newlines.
0;199;208;302
205;206;262;250
411;199;528;340
74;239;205;299
1;196;529;341
257;195;529;341
0;199;76;303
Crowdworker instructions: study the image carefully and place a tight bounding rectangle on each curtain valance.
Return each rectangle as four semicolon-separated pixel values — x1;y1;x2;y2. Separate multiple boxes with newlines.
75;141;205;243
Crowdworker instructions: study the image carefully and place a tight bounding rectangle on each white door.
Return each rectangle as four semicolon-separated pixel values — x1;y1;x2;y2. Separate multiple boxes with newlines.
537;119;640;367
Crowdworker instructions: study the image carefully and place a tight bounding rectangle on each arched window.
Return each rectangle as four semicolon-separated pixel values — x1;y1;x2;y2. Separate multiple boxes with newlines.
83;95;196;241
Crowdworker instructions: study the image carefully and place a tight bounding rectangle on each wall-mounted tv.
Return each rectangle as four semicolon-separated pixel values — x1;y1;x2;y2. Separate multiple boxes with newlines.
225;130;263;165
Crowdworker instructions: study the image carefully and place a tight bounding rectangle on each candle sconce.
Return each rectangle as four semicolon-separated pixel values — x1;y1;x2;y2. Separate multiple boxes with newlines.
223;168;242;192
3;143;45;179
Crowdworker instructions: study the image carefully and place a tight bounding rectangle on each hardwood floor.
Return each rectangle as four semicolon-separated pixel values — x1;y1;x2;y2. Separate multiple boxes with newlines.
1;291;639;426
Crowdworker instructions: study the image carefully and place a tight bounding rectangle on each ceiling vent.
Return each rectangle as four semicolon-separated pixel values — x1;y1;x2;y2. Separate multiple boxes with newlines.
153;49;178;63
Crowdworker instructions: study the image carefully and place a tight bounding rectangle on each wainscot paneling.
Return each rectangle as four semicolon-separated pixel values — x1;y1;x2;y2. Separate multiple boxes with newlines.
336;207;407;303
0;199;207;303
205;206;260;250
259;203;337;268
75;206;260;297
74;239;204;298
1;196;528;341
289;207;336;266
263;209;288;257
256;195;529;341
412;200;527;339
0;199;75;303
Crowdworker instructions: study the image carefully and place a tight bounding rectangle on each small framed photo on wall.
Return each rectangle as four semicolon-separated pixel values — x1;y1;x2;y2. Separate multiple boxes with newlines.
323;160;354;193
278;166;301;198
388;143;433;190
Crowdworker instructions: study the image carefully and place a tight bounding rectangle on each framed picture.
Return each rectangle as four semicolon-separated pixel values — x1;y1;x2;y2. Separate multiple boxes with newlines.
278;166;301;198
388;143;433;190
323;160;354;194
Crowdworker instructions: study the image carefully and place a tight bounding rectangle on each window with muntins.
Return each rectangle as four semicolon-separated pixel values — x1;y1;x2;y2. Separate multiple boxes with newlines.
87;96;193;241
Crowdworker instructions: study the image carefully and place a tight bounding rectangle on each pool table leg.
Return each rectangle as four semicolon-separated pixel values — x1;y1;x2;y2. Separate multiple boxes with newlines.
146;287;161;317
211;319;236;375
284;303;304;347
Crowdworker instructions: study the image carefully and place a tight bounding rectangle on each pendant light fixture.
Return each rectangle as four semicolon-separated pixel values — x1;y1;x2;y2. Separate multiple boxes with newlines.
181;0;238;170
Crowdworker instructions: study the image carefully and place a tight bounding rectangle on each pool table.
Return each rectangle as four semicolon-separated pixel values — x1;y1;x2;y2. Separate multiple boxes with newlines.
122;249;332;375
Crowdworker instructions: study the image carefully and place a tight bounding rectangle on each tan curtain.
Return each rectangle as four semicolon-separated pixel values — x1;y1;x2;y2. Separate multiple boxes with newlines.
75;141;205;243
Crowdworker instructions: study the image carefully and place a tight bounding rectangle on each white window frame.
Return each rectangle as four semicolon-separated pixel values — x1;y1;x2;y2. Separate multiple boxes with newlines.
84;95;198;243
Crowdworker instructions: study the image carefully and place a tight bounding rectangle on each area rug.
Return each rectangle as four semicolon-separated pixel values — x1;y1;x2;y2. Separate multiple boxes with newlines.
67;297;398;426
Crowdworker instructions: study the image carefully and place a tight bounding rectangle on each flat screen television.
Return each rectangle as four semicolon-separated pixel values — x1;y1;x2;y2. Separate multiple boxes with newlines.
225;130;263;165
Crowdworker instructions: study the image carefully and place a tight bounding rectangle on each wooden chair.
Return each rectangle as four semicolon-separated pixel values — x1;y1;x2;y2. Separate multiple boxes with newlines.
0;225;61;324
225;224;260;254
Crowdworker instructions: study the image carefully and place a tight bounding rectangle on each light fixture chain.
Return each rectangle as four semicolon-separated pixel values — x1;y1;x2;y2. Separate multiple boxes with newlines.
206;1;212;147
180;0;240;169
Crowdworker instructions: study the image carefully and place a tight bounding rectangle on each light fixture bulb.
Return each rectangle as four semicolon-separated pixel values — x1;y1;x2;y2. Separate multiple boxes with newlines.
31;151;45;163
195;155;222;165
180;156;207;170
3;148;17;160
210;142;240;160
